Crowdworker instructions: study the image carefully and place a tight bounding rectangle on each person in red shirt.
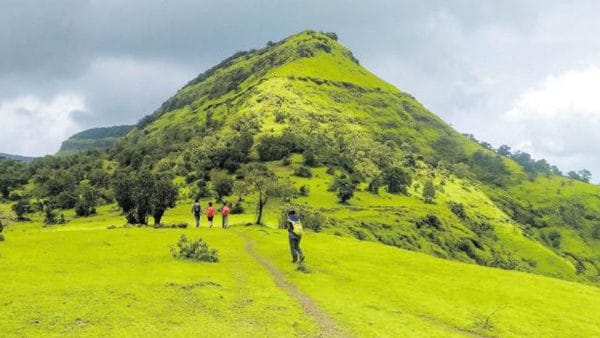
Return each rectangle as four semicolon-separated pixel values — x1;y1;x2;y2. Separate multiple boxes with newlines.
206;202;216;228
221;202;230;229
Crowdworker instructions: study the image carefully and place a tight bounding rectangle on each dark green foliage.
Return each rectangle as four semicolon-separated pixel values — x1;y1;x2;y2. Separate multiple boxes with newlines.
44;205;66;225
231;201;244;214
470;222;494;237
432;135;468;164
592;224;600;240
568;169;592;183
74;182;99;217
59;125;134;152
0;158;28;199
294;166;313;178
299;185;310;196
256;134;299;161
448;201;467;219
493;196;547;229
12;199;32;220
112;169;178;225
383;166;412;194
544;230;562;249
282;157;292;166
416;214;443;230
171;235;219;262
557;201;586;229
211;171;234;201
470;151;508;186
331;176;355;203
422;180;435;203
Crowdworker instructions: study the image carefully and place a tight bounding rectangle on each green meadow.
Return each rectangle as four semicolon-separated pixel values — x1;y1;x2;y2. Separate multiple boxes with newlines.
1;203;599;337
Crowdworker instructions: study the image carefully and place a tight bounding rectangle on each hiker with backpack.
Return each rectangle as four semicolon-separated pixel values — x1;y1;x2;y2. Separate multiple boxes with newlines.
206;202;216;228
192;199;201;228
221;202;230;229
287;210;305;263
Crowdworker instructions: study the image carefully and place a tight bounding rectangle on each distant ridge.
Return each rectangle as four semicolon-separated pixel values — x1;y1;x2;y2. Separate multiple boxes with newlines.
58;125;135;153
0;152;36;162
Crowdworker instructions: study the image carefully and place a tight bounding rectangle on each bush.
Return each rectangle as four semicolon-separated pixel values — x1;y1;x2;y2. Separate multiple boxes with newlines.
282;157;292;166
256;134;297;161
211;171;234;201
299;185;310;196
12;199;32;221
545;230;562;249
448;201;467;219
0;233;4;241
383;166;412;194
294;166;313;178
331;176;355;203
422;180;435;203
416;214;443;230
592;224;600;240
231;201;244;214
279;204;327;232
171;234;219;262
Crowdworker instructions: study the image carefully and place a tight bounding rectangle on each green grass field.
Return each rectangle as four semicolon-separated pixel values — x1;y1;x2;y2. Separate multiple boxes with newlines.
2;203;599;337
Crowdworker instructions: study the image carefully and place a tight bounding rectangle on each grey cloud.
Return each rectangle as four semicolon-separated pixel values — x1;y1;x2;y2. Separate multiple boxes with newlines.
2;0;600;179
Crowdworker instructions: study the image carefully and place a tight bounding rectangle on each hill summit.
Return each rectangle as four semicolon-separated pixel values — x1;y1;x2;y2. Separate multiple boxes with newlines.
105;30;600;284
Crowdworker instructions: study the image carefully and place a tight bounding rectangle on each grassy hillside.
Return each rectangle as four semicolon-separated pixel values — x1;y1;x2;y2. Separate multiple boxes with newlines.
1;206;599;337
107;30;598;283
58;125;134;153
0;152;36;162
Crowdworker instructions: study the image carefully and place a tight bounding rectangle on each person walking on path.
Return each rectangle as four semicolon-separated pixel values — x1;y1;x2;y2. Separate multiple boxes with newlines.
221;202;230;229
192;199;201;228
287;210;305;263
206;202;216;228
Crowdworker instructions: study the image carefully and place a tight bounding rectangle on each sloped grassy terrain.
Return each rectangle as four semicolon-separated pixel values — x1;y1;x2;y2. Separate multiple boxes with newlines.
1;205;599;337
106;30;600;283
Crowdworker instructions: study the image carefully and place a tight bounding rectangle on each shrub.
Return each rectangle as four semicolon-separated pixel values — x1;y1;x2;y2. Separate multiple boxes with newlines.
325;167;335;175
299;185;310;196
294;166;313;178
12;199;32;221
383;166;412;194
171;235;219;262
416;214;443;230
256;134;296;161
592;224;600;240
448;201;467;219
279;204;326;232
545;230;562;249
282;157;292;166
331;176;355;203
0;233;4;241
422;180;436;203
231;201;245;214
211;171;234;201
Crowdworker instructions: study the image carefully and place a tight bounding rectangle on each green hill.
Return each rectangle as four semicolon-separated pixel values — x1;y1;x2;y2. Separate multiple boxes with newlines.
58;125;134;153
111;30;598;283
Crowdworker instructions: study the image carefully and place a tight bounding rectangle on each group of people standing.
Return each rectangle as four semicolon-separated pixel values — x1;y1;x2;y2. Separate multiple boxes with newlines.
191;199;230;228
191;200;305;264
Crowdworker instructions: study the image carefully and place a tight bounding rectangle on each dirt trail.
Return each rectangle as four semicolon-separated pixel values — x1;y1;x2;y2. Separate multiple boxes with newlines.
234;230;350;338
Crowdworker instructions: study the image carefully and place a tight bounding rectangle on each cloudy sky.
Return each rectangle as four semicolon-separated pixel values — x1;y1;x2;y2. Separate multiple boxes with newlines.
2;0;600;179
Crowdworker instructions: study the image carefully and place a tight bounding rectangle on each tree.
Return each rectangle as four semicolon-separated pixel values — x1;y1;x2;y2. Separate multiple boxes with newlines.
497;144;512;156
383;166;412;194
12;199;32;221
74;181;99;217
422;180;436;203
578;169;592;183
211;171;234;201
113;169;178;225
243;164;295;225
331;175;355;203
151;176;179;225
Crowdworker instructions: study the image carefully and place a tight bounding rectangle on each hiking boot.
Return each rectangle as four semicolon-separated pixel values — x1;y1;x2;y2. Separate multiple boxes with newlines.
299;256;305;263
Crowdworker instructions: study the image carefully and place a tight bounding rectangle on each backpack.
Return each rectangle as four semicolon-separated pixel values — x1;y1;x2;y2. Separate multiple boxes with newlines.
222;207;230;216
290;219;304;236
207;207;216;217
193;203;200;215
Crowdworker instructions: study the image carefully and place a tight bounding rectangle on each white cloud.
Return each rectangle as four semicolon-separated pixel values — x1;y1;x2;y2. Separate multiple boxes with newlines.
499;66;600;180
504;66;600;122
0;94;86;156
